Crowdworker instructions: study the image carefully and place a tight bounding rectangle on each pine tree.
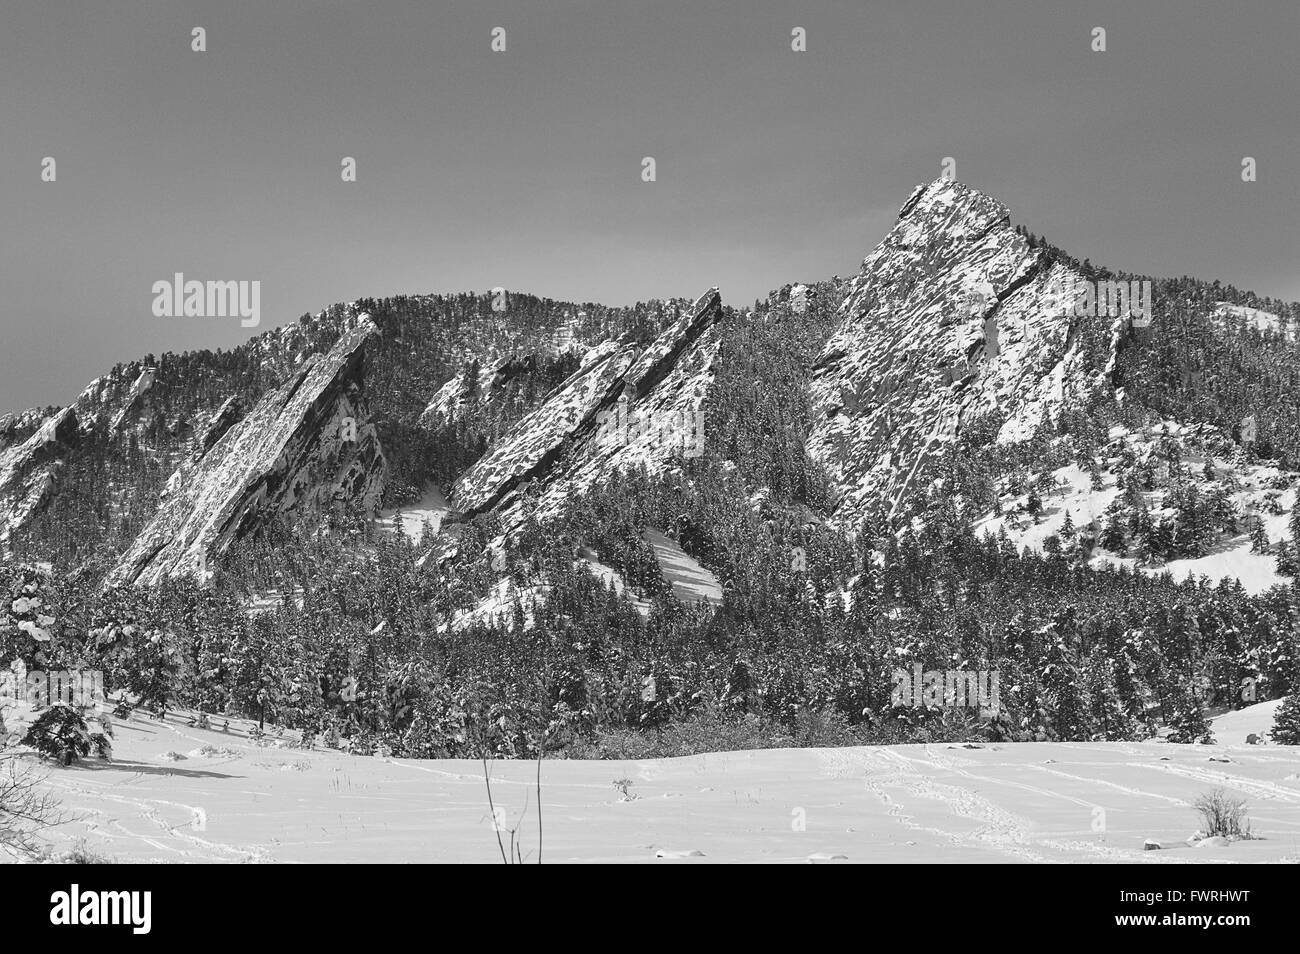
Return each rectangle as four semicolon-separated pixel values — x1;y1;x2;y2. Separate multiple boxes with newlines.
1271;693;1300;744
1083;647;1136;741
1100;514;1127;554
1089;460;1105;491
1026;488;1044;524
1166;691;1214;744
21;705;111;765
1276;540;1297;577
1041;626;1086;740
1249;515;1269;553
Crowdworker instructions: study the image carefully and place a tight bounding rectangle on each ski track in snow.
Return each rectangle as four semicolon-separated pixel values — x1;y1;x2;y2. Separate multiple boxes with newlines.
856;748;1051;863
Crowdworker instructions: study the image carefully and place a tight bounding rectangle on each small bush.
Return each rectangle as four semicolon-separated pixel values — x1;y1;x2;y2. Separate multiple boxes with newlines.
791;707;858;747
612;778;638;801
1192;788;1251;839
0;759;65;857
37;837;114;864
574;710;792;759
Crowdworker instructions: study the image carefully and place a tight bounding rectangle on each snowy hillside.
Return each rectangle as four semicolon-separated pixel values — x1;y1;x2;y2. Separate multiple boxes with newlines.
971;420;1298;593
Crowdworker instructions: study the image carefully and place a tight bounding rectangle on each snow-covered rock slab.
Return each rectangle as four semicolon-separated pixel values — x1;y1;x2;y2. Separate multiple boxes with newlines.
106;319;387;587
451;288;724;532
809;178;1105;522
643;528;723;607
0;405;79;546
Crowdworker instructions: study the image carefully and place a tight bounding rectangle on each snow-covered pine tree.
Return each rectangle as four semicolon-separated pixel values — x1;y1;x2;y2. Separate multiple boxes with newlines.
1166;690;1214;744
1271;693;1300;744
1041;616;1087;740
1249;515;1269;553
1083;647;1136;741
20;704;111;765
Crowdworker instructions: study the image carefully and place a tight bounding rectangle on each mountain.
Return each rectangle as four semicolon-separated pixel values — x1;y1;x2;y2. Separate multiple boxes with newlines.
7;176;1300;603
3;176;1299;758
809;178;1112;522
0;292;676;566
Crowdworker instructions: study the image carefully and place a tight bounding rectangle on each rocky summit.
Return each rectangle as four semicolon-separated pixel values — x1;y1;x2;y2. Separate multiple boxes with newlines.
809;178;1112;523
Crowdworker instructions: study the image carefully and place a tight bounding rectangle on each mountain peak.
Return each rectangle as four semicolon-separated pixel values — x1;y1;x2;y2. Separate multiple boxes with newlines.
809;179;1098;522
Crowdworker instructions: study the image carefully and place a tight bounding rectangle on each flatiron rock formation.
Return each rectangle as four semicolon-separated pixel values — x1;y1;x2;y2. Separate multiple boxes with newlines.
106;319;387;587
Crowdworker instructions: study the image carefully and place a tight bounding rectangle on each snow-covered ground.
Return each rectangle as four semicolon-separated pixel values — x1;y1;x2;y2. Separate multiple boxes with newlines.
973;422;1298;594
7;703;1297;864
1215;302;1290;341
643;529;724;607
376;485;453;544
439;532;717;632
581;555;651;616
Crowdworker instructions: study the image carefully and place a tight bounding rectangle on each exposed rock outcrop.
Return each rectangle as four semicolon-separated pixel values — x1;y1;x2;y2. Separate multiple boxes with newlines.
450;288;724;530
808;178;1114;522
0;406;80;547
419;354;542;426
108;367;157;435
106;318;387;587
199;396;244;456
0;407;56;453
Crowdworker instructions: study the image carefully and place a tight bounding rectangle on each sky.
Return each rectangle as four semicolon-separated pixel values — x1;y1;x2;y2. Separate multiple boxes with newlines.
1;0;1297;413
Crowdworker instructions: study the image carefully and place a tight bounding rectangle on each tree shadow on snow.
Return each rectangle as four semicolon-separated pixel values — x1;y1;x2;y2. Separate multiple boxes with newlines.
78;759;243;780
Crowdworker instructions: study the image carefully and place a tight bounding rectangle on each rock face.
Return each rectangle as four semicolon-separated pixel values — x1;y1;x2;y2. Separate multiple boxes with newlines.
450;288;724;529
419;354;541;426
0;406;80;547
808;178;1113;522
108;367;157;435
199;396;245;456
0;408;55;453
106;319;387;587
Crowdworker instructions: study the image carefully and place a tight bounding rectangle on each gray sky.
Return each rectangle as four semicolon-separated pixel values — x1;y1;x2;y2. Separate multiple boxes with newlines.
2;0;1296;412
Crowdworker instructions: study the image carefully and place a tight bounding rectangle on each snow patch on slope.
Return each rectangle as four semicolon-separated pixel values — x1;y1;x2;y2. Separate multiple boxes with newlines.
974;421;1296;594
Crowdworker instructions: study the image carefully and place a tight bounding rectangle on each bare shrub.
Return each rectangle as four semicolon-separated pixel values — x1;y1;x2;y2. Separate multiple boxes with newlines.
0;755;66;859
1193;788;1252;839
